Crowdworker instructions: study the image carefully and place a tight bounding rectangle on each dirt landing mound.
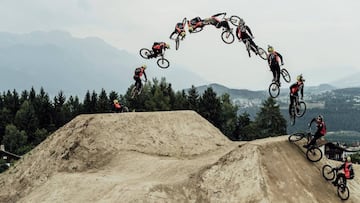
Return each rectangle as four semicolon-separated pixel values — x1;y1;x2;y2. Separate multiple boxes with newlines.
0;110;359;202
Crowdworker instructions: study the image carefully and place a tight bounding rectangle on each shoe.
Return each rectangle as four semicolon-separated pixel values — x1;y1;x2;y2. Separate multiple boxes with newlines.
332;181;338;186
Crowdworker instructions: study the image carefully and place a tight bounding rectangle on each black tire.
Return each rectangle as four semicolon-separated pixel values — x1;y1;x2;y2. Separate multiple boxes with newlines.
130;86;138;99
257;47;268;60
322;165;335;181
306;146;322;162
229;15;241;26
288;133;305;142
221;30;234;44
157;58;170;69
281;68;291;83
296;101;307;117
175;37;180;50
268;82;280;98
139;48;151;59
192;26;203;33
122;106;129;112
337;184;350;200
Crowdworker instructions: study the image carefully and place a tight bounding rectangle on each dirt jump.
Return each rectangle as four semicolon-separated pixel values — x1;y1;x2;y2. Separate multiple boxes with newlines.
0;110;359;202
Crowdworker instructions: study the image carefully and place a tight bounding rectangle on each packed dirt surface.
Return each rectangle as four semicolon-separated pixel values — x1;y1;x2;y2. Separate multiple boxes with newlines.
0;110;359;203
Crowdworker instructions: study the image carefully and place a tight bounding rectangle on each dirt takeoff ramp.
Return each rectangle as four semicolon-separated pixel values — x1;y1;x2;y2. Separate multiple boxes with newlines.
0;110;359;203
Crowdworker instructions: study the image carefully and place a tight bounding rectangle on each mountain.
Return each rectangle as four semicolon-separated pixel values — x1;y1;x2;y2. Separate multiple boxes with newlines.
332;72;360;88
0;31;207;98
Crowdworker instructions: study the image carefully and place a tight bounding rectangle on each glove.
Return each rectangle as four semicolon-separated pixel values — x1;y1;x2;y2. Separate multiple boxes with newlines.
281;62;284;66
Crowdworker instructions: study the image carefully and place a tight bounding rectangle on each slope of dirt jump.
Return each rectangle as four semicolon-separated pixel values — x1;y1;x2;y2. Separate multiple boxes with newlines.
0;110;359;203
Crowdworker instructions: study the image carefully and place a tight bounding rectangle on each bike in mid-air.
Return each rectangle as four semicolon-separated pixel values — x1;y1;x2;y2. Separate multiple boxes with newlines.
130;78;147;99
268;67;291;98
139;48;170;69
169;17;187;50
322;164;351;200
288;127;323;162
288;95;306;126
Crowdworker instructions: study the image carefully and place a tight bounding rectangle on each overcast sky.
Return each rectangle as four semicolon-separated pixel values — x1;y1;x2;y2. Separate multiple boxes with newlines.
1;0;359;90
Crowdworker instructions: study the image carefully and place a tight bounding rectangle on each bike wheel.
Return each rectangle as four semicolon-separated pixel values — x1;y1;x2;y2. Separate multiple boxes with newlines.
257;47;268;60
157;58;170;69
221;30;234;44
131;86;138;99
306;146;322;162
122;106;129;113
337;184;350;200
229;15;241;26
296;101;307;117
139;48;151;59
281;68;291;83
268;82;280;98
288;133;305;142
175;37;180;50
322;165;335;181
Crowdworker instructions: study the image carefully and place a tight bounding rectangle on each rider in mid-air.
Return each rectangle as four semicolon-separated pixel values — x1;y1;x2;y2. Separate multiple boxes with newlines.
236;18;259;57
267;45;284;84
303;115;326;148
188;16;205;33
148;42;170;59
133;65;148;91
289;74;305;115
204;12;231;31
170;19;186;40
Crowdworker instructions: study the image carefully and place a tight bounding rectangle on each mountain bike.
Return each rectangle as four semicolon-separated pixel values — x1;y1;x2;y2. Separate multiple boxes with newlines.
240;38;267;60
289;96;306;126
288;127;323;162
268;67;291;98
131;78;147;99
170;17;187;50
139;48;170;69
188;17;208;33
322;164;350;200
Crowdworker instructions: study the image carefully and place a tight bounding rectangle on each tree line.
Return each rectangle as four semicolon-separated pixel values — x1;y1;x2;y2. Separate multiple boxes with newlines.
0;77;287;156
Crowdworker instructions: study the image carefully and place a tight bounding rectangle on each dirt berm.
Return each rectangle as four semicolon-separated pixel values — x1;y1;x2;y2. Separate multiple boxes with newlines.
0;110;359;202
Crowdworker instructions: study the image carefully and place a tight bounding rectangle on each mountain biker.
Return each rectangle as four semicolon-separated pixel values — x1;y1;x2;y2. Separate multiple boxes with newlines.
267;45;284;84
289;74;305;115
332;156;354;186
133;65;148;91
236;18;259;57
170;19;186;40
204;12;231;31
113;99;122;113
148;42;170;58
188;16;205;33
303;115;326;148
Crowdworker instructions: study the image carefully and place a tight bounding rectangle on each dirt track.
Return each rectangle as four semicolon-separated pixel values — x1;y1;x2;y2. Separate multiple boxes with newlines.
0;110;359;202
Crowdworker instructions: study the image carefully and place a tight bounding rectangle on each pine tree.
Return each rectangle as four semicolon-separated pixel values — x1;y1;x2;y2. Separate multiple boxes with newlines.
199;87;221;127
187;85;199;111
254;97;287;138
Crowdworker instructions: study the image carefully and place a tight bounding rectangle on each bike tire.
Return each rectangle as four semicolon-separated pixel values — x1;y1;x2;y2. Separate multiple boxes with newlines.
337;184;350;200
139;48;151;59
221;30;234;44
122;106;129;113
268;82;280;98
322;165;335;181
157;58;170;69
229;15;241;26
257;47;268;60
306;146;322;162
280;68;291;83
296;101;307;118
288;133;305;142
175;37;180;50
130;86;138;99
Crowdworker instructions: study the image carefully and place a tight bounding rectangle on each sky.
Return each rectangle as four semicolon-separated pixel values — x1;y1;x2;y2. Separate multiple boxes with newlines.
1;0;359;90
